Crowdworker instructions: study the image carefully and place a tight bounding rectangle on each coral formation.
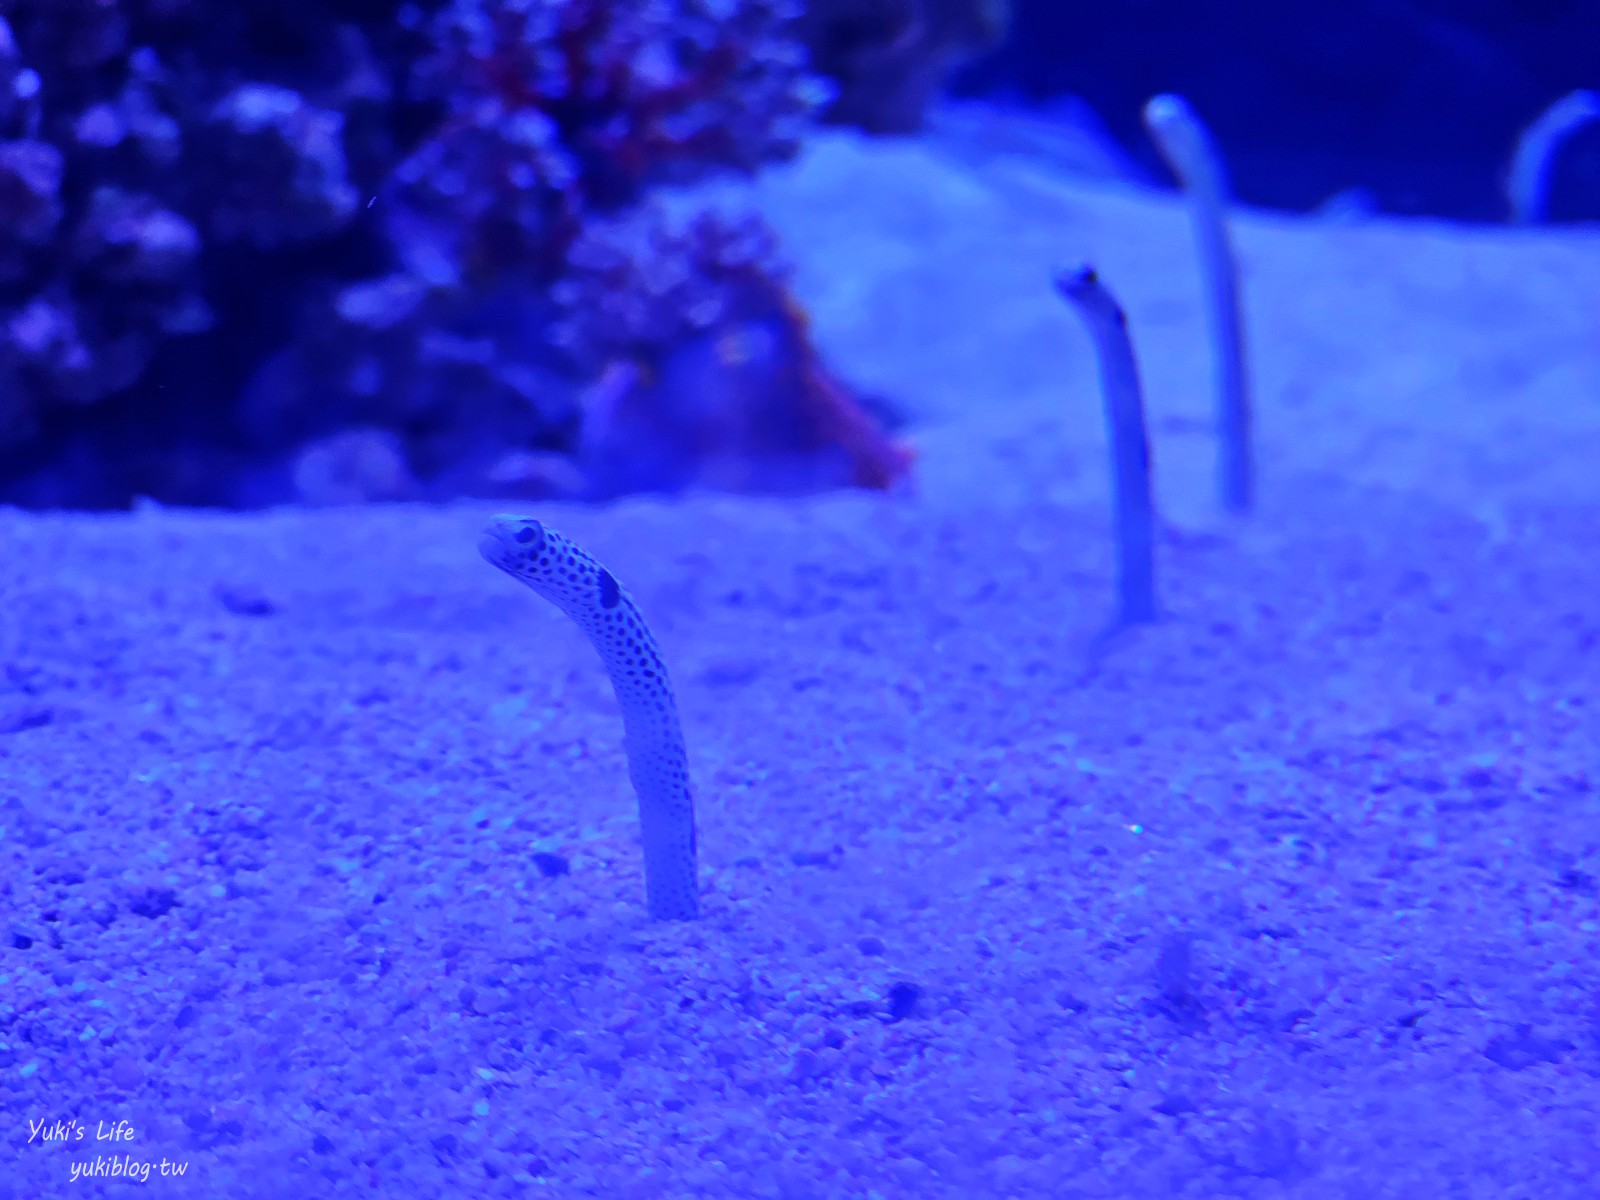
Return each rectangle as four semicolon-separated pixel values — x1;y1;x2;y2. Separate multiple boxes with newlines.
0;0;913;508
552;200;916;497
411;0;822;197
0;3;377;485
235;270;583;505
0;18;209;453
383;0;825;287
552;197;793;372
256;0;908;504
203;83;359;247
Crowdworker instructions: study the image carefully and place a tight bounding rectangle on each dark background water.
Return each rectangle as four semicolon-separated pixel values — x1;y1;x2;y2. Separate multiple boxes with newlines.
955;0;1600;220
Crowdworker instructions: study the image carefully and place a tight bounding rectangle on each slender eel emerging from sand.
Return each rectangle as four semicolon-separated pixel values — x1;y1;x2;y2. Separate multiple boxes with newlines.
479;515;699;920
1143;93;1254;514
1507;89;1600;224
1054;265;1158;625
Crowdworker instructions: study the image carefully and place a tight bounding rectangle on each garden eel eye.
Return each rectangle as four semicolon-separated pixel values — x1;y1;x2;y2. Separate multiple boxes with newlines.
513;521;545;553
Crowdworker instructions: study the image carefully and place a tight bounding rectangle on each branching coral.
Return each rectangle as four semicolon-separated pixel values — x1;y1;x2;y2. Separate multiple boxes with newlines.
384;98;579;288
412;0;822;202
551;199;915;497
550;196;791;371
0;0;913;506
385;0;824;289
290;0;909;504
0;3;376;482
203;83;359;247
234;268;583;505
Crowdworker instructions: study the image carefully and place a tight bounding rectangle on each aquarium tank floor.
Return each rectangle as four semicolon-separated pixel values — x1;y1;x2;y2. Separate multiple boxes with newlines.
3;132;1598;1199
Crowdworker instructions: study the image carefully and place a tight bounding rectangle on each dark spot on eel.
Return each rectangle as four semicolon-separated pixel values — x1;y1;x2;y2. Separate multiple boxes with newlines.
597;569;620;609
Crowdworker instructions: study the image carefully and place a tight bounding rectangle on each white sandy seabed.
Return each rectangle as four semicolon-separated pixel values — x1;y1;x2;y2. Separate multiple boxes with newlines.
2;130;1599;1199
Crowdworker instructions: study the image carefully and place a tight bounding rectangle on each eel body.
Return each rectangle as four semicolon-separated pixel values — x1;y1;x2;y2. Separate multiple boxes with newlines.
1054;264;1158;625
1507;89;1600;224
1143;93;1255;514
479;515;699;920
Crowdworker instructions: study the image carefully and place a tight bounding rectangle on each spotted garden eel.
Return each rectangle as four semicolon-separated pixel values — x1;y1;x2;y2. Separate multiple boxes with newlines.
1143;93;1255;514
479;515;699;920
1054;264;1157;625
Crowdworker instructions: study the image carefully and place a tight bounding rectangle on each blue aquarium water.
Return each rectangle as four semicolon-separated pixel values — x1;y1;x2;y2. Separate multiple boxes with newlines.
2;4;1599;1197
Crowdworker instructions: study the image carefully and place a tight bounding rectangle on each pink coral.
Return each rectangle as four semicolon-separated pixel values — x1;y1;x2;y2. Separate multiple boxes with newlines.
415;0;822;201
553;202;914;497
386;0;824;287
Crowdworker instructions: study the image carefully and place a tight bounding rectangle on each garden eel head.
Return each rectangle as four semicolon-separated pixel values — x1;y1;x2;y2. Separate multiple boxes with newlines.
1053;264;1127;331
479;514;548;576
